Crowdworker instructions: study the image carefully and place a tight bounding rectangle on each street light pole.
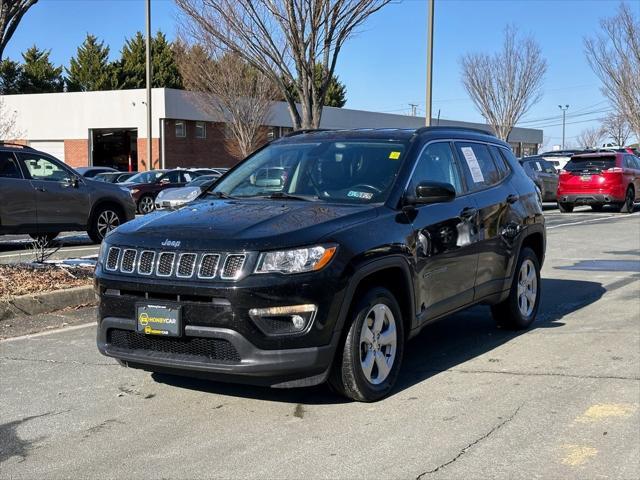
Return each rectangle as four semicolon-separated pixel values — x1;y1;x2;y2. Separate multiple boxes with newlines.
425;0;435;127
145;0;152;169
558;104;569;149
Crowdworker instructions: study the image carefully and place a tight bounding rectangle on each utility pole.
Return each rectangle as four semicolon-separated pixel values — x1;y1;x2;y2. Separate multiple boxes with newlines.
145;0;152;169
558;104;569;149
409;103;418;117
425;0;434;127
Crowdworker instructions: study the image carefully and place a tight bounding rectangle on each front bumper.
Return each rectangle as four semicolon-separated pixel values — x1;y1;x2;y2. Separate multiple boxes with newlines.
97;317;337;387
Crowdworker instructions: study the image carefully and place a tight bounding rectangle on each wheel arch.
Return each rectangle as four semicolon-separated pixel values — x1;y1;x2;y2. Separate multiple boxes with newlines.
88;198;126;227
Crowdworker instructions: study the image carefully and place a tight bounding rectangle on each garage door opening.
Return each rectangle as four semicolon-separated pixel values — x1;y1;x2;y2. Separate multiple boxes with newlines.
91;128;138;172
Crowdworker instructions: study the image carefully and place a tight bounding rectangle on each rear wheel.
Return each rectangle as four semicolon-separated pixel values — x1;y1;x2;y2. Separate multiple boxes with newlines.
558;202;574;213
88;205;124;243
619;187;635;214
491;247;541;330
591;204;604;212
329;287;404;402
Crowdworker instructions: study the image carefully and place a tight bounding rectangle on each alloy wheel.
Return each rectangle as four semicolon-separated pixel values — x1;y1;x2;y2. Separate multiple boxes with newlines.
359;303;397;385
517;259;537;317
97;210;120;238
139;196;155;214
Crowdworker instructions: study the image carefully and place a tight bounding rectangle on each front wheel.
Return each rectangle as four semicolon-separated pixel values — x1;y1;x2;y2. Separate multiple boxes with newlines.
329;287;404;402
491;247;541;330
619;187;635;214
137;194;156;214
88;206;124;243
558;202;574;213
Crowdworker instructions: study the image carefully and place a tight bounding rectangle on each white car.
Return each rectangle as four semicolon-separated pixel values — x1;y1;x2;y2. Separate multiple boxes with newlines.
155;174;219;210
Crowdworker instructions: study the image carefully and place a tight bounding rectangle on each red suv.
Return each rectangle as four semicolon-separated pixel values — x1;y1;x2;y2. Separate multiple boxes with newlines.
557;151;640;213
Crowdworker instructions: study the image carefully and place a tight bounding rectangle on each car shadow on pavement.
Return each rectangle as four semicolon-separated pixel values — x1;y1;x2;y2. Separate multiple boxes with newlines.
153;278;605;404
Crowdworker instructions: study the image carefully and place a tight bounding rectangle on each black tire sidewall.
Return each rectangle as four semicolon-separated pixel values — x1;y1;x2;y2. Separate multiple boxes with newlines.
341;287;404;402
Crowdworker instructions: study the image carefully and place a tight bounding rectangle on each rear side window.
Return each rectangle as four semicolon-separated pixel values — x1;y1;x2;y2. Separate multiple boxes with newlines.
624;155;639;169
488;146;511;180
455;142;501;190
0;151;23;179
565;156;616;173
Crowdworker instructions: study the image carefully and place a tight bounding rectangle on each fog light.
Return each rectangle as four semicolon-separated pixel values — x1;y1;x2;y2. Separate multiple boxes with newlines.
248;304;317;335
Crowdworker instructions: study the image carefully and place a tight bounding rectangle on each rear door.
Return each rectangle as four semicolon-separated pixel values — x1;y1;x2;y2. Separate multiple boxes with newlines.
454;142;517;300
408;141;479;323
0;151;36;230
624;155;640;200
17;152;91;229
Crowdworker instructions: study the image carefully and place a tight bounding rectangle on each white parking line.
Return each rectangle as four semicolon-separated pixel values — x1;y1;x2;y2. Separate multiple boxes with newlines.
0;245;99;260
0;322;95;343
548;212;640;230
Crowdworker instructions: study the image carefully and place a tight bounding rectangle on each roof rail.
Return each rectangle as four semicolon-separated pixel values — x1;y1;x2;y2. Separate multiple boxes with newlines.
284;128;333;137
0;142;34;150
414;125;496;137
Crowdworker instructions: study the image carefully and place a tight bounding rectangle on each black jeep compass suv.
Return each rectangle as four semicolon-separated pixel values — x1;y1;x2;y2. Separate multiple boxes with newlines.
96;127;545;401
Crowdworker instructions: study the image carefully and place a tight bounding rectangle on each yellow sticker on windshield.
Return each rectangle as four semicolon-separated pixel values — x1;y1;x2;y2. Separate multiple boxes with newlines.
389;151;401;160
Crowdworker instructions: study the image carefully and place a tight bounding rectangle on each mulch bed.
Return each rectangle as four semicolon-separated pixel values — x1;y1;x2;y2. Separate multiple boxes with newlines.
0;264;94;299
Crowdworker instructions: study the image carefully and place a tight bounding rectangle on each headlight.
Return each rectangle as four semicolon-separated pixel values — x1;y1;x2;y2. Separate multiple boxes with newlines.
255;245;337;274
130;188;139;194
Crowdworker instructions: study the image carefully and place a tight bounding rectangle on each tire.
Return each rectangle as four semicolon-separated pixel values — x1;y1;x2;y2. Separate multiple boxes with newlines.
137;194;155;214
29;232;59;243
558;202;574;213
88;205;124;243
591;204;604;212
491;247;541;330
329;287;405;402
619;187;635;214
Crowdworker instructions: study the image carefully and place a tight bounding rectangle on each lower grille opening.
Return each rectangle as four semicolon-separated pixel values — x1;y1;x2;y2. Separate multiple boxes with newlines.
107;329;241;363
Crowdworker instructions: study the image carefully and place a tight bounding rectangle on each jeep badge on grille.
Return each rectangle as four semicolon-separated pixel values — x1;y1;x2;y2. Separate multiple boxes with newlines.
161;239;181;248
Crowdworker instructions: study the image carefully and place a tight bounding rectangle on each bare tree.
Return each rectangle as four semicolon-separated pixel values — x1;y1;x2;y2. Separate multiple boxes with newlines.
176;0;390;130
176;41;277;157
0;97;23;140
585;3;640;142
0;0;38;61
576;126;605;149
461;26;547;141
602;113;632;146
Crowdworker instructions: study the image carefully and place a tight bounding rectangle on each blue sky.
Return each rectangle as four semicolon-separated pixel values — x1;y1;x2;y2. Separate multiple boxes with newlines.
3;0;635;147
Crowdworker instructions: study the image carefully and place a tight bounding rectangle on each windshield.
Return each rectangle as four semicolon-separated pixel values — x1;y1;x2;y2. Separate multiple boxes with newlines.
124;170;166;184
211;140;408;203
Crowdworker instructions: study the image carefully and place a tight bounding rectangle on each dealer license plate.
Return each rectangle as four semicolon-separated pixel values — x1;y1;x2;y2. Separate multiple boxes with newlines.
136;303;181;337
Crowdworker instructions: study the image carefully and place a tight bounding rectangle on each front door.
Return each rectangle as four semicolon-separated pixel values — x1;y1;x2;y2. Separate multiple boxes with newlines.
408;141;480;323
17;152;91;230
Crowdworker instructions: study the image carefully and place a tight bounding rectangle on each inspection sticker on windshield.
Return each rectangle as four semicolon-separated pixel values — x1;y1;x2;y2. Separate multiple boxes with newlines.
348;191;373;200
389;151;401;160
460;147;484;183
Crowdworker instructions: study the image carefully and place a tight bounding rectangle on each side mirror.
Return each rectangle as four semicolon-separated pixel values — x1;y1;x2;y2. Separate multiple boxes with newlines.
64;176;80;188
408;181;456;205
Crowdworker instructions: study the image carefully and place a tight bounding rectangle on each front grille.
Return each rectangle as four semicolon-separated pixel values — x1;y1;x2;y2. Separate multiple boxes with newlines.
104;247;247;281
222;255;246;279
106;247;121;271
121;249;137;273
107;329;241;363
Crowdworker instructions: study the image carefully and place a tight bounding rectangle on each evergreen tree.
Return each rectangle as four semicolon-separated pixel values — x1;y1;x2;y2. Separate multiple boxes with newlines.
286;63;347;108
0;59;23;94
19;46;64;93
66;34;115;91
117;31;182;89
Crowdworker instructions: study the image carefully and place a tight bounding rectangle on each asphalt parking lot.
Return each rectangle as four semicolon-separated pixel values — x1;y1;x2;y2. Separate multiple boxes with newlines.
1;207;639;479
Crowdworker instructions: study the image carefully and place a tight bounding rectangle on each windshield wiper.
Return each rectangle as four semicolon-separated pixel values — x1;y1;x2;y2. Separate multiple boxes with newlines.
261;192;316;201
206;191;235;199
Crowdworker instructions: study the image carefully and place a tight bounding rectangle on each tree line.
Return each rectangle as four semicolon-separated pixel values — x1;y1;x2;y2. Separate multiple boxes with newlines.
0;32;181;94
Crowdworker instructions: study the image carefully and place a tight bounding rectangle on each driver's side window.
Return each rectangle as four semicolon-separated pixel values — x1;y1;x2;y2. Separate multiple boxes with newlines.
409;142;463;195
17;153;72;182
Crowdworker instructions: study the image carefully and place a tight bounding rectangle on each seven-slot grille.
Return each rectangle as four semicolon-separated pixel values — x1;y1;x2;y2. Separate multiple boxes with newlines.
104;247;245;280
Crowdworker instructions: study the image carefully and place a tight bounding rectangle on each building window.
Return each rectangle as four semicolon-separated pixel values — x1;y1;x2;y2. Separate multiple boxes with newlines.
175;121;186;138
195;121;206;139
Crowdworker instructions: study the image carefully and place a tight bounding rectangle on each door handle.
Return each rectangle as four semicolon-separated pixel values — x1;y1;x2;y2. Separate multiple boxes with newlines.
506;194;519;204
459;206;478;219
35;186;46;192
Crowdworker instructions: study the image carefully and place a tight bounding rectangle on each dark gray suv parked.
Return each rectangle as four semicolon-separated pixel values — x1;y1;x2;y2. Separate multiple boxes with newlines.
0;144;136;243
519;156;559;202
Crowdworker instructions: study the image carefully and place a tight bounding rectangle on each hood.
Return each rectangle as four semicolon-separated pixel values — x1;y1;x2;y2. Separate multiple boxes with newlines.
109;199;378;251
157;186;200;200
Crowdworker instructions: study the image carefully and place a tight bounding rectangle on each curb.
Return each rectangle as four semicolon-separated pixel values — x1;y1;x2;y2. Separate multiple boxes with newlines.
0;285;96;321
